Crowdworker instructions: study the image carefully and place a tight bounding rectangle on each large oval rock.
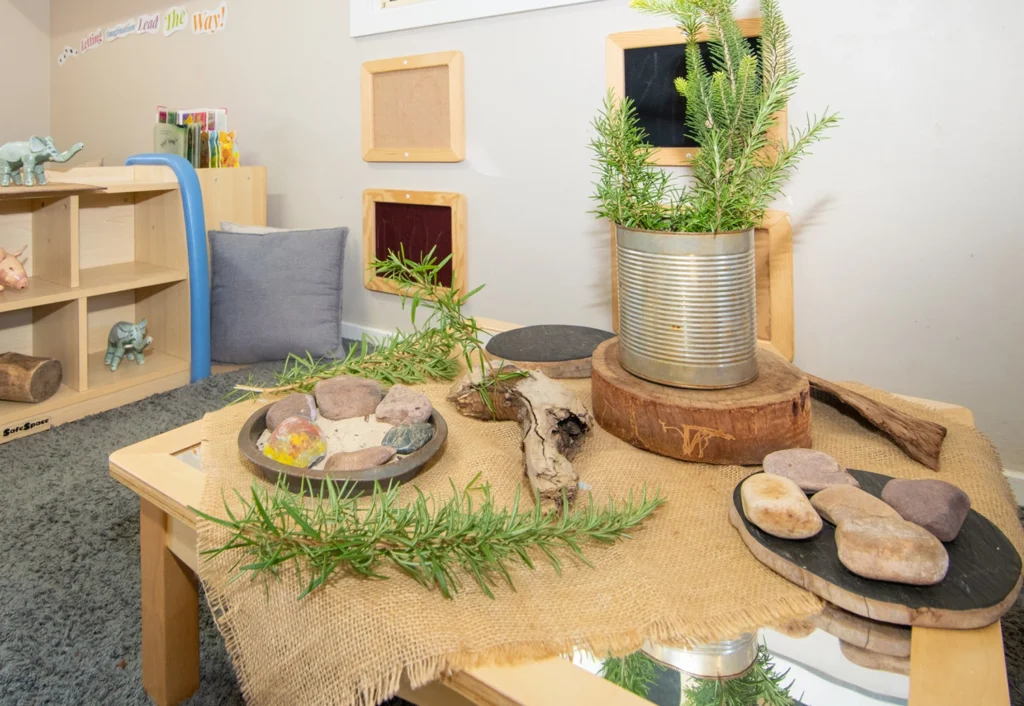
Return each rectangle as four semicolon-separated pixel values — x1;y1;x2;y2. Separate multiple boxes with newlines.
375;384;433;425
880;478;971;542
324;445;397;472
740;473;822;540
835;516;949;585
811;485;902;526
266;393;317;431
263;416;327;468
314;376;383;420
382;423;434;454
763;449;859;492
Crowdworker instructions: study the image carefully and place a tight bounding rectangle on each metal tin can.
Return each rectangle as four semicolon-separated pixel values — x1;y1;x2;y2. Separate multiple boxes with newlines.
615;224;758;389
642;633;759;679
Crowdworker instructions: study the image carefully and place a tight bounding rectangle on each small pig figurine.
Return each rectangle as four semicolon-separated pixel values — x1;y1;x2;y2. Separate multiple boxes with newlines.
0;245;28;291
105;319;153;372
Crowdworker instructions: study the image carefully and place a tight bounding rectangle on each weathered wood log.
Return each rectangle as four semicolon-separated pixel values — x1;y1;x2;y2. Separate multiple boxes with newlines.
591;339;811;465
807;374;947;470
0;352;62;403
447;363;593;511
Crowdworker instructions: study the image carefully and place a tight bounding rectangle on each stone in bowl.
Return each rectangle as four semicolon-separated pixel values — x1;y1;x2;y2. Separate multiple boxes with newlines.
238;402;447;495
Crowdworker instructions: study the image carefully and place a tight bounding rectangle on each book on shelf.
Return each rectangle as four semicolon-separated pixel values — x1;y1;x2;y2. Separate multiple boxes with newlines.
155;106;235;167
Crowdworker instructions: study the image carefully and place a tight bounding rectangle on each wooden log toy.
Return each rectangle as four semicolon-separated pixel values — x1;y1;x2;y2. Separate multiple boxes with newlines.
0;352;63;403
591;338;811;464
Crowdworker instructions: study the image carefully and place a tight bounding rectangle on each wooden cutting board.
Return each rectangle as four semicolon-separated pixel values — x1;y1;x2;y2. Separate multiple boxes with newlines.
730;469;1023;629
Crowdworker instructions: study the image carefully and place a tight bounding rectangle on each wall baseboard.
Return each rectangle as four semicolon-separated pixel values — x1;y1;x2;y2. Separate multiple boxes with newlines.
342;321;392;343
1004;470;1024;506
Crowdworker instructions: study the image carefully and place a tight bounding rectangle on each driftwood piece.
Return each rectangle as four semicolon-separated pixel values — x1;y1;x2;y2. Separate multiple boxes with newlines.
0;352;62;403
447;364;594;510
807;374;947;470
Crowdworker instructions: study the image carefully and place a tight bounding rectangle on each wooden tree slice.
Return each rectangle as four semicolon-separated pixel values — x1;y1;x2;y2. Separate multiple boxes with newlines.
730;469;1023;629
811;603;911;657
0;352;63;403
485;325;615;379
839;641;911;676
591;338;811;464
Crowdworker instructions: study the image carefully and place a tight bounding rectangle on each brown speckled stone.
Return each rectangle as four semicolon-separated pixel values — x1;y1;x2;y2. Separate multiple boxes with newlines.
324;446;397;472
741;473;822;540
763;449;859;492
881;479;971;542
314;376;383;420
811;485;902;526
836;516;949;586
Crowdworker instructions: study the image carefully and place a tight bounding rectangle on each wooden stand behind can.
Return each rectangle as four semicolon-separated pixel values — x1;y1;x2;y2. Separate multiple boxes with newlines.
591;338;811;465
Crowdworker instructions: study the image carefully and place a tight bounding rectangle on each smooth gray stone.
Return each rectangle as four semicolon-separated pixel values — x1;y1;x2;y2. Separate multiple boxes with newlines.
382;423;434;454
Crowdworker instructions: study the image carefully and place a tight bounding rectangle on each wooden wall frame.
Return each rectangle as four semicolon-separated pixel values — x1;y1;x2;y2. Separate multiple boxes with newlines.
608;210;794;361
362;189;467;297
361;51;466;163
606;19;787;166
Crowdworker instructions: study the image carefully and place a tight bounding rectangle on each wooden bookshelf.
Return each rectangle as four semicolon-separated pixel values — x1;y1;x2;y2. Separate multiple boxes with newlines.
0;165;267;443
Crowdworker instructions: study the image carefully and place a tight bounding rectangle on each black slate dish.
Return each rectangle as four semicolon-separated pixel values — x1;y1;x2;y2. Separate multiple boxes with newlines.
238;403;447;495
734;469;1023;616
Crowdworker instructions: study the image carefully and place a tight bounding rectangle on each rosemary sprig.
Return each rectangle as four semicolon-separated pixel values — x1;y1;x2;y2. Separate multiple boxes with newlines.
682;644;796;706
195;475;664;600
600;651;662;698
228;249;525;413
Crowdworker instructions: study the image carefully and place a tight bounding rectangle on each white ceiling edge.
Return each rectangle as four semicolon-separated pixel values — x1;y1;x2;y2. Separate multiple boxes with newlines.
351;0;602;38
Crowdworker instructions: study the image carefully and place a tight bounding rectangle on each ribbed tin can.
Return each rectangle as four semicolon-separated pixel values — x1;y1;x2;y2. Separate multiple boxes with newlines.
642;633;759;679
615;224;758;389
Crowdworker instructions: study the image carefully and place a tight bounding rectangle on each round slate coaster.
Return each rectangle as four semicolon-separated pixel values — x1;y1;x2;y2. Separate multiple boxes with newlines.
486;325;615;363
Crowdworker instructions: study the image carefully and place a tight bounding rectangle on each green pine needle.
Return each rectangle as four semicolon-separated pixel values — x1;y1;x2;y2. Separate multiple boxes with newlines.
195;475;664;600
592;0;839;234
683;644;796;706
600;651;662;698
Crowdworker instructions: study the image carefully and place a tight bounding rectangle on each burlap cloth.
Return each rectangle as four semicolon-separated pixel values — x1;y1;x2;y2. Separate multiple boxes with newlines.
197;380;1024;706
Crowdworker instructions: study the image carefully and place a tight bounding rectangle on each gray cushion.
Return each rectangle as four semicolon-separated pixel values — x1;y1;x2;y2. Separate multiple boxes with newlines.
210;227;347;364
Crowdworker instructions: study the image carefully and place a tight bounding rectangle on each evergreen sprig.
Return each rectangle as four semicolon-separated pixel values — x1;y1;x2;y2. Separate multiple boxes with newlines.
682;644;795;706
195;476;664;600
591;0;839;233
600;651;662;698
229;249;524;413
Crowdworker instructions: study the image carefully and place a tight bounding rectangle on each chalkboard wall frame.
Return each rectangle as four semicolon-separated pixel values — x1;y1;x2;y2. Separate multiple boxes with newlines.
606;19;787;166
361;51;466;163
362;189;468;299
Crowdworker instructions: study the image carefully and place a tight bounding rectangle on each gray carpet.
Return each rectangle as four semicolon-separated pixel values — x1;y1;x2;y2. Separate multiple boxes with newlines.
0;363;1021;705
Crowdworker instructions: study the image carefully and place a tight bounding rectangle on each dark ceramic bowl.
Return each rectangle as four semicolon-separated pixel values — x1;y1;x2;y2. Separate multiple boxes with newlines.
238;404;447;495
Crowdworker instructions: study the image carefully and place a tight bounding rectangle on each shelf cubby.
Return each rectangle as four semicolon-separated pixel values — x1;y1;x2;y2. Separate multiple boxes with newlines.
0;165;266;442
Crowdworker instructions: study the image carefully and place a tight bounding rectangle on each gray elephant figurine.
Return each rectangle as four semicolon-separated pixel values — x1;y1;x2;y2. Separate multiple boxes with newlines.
0;137;85;187
105;319;153;372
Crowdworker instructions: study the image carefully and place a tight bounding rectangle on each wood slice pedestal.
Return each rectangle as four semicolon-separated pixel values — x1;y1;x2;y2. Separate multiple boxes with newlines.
591;339;811;464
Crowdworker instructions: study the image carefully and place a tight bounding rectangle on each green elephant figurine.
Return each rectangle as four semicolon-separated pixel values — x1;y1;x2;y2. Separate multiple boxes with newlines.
0;137;85;187
105;319;153;372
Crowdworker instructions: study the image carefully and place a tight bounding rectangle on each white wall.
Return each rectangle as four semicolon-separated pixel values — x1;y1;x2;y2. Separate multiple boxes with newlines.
0;0;50;139
47;0;1024;468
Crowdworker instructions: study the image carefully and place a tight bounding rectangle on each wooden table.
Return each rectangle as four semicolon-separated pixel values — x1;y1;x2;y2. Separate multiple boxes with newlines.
109;398;1012;706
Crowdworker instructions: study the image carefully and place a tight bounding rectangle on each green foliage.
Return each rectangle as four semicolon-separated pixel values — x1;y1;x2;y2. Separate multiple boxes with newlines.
600;651;662;698
682;644;796;706
195;475;665;600
590;0;839;233
229;249;524;414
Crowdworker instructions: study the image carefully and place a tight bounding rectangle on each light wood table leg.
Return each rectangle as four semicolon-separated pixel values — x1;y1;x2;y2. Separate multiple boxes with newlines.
140;499;201;705
908;623;1010;706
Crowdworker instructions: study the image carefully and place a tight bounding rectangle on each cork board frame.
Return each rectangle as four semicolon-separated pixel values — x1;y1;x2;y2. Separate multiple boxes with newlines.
606;19;786;166
363;189;467;298
361;51;466;163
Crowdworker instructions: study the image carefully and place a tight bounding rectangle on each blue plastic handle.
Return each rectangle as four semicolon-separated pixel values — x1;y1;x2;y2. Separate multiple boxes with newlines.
125;154;211;382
